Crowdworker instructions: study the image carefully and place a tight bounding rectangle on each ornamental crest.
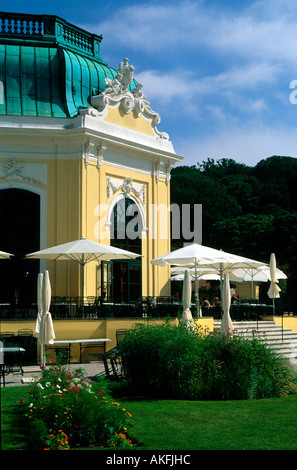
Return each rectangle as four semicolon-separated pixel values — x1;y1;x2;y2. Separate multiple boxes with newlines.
90;59;169;140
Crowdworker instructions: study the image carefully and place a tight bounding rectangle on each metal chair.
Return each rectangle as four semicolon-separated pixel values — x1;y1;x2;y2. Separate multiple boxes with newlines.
89;328;129;379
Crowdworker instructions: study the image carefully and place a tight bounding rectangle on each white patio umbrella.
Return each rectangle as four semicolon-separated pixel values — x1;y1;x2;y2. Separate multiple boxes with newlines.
152;243;267;303
0;250;13;259
35;272;43;338
171;266;220;281
267;253;282;314
39;270;55;366
230;265;287;298
181;269;195;328
25;237;141;301
220;273;234;336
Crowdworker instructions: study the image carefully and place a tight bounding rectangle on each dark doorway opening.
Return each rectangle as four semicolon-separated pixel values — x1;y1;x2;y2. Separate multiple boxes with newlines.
108;197;142;302
0;189;40;306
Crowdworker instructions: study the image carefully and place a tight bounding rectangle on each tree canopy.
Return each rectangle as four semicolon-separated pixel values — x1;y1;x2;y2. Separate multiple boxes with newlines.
170;156;297;303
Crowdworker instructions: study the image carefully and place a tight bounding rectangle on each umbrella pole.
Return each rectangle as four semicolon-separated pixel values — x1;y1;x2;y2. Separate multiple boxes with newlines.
81;259;85;317
40;344;42;366
194;263;200;316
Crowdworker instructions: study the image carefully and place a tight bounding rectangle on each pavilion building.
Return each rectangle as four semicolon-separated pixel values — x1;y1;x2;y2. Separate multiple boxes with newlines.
0;12;183;309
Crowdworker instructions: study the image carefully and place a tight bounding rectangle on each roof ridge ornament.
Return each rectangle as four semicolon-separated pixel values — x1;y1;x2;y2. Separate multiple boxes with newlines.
90;59;169;140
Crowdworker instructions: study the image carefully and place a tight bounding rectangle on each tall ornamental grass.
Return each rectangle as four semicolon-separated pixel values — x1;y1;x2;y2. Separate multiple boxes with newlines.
118;322;297;400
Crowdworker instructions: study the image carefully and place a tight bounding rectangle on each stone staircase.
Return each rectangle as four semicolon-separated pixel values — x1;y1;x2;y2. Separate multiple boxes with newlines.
214;320;297;363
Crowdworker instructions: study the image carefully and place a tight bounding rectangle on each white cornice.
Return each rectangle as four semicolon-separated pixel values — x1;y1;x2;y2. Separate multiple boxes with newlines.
0;116;183;164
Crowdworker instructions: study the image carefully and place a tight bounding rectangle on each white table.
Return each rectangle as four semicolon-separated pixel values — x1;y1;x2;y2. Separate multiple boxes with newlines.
0;347;25;353
0;347;25;387
52;338;111;362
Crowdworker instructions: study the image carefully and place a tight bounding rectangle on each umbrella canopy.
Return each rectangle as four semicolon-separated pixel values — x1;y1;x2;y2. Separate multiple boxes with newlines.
181;269;195;328
230;266;287;283
39;270;55;366
152;243;267;301
25;236;141;300
35;272;43;338
230;265;287;298
220;273;234;336
0;250;13;259
26;236;141;263
171;266;220;281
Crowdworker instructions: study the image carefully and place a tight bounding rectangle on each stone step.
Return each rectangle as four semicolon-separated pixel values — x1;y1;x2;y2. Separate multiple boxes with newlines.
22;365;42;374
214;320;297;360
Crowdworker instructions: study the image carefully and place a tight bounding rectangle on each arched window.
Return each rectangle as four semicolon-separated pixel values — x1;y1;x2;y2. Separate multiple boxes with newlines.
110;197;142;254
102;197;142;303
0;189;40;306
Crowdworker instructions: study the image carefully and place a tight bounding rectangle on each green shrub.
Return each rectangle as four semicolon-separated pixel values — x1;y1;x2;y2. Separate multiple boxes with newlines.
119;322;297;400
119;322;206;399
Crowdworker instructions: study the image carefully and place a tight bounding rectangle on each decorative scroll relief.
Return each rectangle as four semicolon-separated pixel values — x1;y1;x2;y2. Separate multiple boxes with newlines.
89;58;169;141
106;176;145;206
0;160;45;189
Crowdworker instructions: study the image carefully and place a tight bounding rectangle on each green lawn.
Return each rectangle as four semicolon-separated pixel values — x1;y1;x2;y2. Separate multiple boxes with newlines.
1;386;297;451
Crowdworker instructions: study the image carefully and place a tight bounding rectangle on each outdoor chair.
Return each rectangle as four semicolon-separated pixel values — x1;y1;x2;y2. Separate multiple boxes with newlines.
18;329;33;336
0;332;14;338
88;328;129;379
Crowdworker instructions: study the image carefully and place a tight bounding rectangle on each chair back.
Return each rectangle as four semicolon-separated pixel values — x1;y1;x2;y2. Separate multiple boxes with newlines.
116;329;129;346
18;329;33;336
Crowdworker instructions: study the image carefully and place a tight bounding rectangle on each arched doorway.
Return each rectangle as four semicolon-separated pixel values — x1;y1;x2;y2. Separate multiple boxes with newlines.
102;197;142;302
0;189;40;306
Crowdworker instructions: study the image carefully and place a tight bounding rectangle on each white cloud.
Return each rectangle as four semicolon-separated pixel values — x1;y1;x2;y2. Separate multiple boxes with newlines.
83;0;297;70
79;1;297;166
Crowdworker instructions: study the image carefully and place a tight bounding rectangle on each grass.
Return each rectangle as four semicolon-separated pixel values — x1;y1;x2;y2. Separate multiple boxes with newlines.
1;385;297;451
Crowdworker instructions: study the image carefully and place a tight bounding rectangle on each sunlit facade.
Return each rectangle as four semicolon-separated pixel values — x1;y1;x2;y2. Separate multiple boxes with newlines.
0;12;183;306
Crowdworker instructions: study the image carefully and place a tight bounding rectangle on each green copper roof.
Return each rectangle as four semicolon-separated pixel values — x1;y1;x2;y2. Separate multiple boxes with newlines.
0;12;137;118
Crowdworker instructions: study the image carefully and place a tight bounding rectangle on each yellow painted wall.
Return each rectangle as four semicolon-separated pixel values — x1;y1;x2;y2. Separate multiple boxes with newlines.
1;316;214;363
18;150;172;300
105;107;155;136
264;316;297;332
1;100;177;302
232;283;260;300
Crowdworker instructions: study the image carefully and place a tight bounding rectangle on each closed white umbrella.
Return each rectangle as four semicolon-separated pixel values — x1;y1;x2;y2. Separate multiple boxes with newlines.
35;272;43;338
181;269;195;328
39;270;55;366
267;253;281;314
220;273;233;336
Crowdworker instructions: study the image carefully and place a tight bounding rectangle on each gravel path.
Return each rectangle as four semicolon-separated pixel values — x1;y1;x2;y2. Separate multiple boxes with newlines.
1;361;106;387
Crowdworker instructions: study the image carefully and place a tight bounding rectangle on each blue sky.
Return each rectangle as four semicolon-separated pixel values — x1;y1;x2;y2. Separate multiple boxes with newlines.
5;0;297;167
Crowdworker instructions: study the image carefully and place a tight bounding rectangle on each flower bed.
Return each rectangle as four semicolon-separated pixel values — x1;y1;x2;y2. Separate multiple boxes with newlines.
22;360;134;450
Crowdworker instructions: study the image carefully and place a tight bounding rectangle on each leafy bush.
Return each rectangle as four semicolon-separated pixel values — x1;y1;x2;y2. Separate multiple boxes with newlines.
119;322;206;399
119;322;297;400
24;360;133;450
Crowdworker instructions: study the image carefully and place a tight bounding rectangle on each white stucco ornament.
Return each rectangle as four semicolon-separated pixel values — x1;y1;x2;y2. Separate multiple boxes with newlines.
91;58;169;140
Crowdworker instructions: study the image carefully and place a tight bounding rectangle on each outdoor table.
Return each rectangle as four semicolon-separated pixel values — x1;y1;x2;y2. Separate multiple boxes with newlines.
52;338;111;362
0;347;25;387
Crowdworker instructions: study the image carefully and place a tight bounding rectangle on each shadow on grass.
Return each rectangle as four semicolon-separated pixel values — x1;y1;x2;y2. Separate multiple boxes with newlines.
2;402;28;451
